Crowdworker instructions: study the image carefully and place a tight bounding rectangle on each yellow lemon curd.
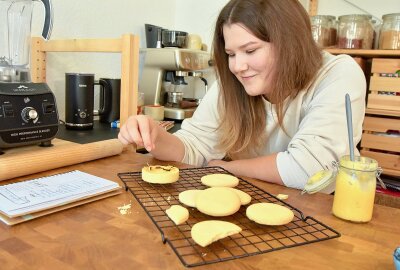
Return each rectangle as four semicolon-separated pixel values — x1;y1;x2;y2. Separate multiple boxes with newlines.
332;156;378;222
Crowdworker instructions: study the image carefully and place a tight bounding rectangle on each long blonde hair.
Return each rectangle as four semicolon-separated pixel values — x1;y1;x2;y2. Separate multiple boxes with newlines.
212;0;322;158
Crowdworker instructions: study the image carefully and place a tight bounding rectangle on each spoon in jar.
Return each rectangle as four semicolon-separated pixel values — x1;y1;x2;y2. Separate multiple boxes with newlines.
345;93;355;161
345;94;387;189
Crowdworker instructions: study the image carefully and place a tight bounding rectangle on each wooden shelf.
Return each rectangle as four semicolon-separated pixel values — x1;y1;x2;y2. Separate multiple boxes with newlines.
381;168;400;177
366;108;400;117
308;0;318;16
361;57;400;178
31;34;140;126
325;48;400;58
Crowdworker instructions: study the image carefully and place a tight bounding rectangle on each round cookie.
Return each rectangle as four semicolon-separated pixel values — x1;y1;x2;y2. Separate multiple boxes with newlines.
201;173;239;188
166;205;189;225
191;220;242;247
195;187;241;217
246;203;294;226
141;165;179;184
228;188;251;205
179;189;203;208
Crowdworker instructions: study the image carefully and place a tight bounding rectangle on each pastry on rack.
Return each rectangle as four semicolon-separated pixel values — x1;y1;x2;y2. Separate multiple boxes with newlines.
191;220;242;247
179;189;203;208
141;165;179;184
195;187;241;217
201;173;239;188
246;203;294;226
166;205;189;225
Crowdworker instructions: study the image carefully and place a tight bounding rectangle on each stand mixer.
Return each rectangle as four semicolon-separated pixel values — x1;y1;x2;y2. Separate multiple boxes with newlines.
139;48;211;120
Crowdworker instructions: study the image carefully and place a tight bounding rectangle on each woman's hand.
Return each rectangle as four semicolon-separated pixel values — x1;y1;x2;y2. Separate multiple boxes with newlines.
118;115;160;151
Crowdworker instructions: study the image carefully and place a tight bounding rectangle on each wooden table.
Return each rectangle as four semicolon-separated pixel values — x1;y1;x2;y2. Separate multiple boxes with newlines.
0;150;399;270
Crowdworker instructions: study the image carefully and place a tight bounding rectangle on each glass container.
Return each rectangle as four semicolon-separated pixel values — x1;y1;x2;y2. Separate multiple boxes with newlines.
137;92;145;114
394;247;400;270
311;15;335;47
338;14;374;49
329;18;338;47
332;155;381;222
0;0;52;82
379;13;400;50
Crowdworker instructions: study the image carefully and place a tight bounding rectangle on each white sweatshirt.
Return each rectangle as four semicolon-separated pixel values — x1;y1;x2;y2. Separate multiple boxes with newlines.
174;52;366;189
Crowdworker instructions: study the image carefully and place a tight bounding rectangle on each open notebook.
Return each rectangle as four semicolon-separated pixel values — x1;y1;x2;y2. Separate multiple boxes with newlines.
0;170;122;225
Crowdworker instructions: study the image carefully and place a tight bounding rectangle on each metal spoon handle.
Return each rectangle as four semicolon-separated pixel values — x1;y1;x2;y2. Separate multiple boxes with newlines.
345;94;355;161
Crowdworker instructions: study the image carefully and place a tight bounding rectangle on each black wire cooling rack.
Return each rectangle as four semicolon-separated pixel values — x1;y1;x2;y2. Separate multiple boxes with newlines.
118;166;340;268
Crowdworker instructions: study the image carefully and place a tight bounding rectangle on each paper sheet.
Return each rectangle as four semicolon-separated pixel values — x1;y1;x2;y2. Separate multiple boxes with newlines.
0;170;120;218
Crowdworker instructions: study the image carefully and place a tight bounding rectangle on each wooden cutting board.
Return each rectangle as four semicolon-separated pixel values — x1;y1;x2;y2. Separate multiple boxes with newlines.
0;138;124;181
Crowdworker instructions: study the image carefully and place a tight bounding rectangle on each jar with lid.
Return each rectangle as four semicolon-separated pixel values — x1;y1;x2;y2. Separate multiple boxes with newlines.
379;13;400;50
338;14;374;49
311;15;336;47
331;155;381;222
371;20;382;49
329;18;338;47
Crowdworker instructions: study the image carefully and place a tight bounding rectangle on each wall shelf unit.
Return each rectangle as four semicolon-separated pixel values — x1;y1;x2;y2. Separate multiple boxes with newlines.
325;49;400;58
30;33;140;126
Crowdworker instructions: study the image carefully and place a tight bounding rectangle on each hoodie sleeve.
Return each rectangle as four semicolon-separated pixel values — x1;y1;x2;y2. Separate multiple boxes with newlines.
173;83;226;166
276;54;366;189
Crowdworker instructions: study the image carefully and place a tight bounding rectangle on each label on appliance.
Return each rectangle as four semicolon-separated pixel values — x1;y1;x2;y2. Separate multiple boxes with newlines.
0;83;51;95
0;126;58;145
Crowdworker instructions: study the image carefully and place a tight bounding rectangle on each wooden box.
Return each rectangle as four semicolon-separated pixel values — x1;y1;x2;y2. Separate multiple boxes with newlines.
361;116;400;177
362;58;400;177
367;58;400;112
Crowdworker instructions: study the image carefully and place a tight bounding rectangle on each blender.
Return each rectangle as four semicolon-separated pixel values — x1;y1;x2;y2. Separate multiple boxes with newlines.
0;0;52;82
0;0;59;152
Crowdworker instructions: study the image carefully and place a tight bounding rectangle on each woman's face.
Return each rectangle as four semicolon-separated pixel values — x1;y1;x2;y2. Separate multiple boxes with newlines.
223;23;276;97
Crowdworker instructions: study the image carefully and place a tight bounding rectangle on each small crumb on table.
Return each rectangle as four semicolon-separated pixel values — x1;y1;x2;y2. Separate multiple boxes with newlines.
276;194;289;200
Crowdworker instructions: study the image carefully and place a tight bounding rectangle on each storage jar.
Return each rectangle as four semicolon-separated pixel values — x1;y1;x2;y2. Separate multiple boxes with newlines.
379;13;400;50
332;155;381;222
311;15;336;47
338;14;374;49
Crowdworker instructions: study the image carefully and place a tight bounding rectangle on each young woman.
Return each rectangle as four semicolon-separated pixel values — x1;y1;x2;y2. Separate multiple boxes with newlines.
118;0;366;190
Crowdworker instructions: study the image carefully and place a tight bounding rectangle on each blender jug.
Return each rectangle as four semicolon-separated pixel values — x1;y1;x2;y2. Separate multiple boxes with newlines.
0;0;53;82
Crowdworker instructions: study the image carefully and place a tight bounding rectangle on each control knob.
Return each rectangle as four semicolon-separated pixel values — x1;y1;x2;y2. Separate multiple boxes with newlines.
79;111;87;118
21;107;39;123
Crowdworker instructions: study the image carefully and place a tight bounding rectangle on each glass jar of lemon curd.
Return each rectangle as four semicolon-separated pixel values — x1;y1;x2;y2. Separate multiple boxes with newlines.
332;155;382;223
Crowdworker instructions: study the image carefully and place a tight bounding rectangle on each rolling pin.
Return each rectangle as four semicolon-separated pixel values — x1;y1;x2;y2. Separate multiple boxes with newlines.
0;139;124;181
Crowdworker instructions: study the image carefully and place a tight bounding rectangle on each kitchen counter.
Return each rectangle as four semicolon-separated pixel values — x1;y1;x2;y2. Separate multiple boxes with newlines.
0;150;399;270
